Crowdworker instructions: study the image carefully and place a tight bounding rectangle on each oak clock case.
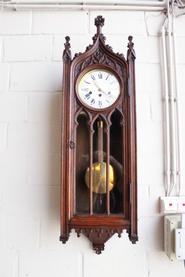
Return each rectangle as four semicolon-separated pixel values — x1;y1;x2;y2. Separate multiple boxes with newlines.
60;16;138;254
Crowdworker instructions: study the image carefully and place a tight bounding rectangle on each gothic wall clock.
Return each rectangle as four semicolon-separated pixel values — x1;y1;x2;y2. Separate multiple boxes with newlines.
60;15;138;254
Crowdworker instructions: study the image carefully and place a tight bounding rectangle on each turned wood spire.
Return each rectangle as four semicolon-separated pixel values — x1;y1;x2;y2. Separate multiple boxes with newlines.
95;15;105;34
127;36;136;60
63;36;71;62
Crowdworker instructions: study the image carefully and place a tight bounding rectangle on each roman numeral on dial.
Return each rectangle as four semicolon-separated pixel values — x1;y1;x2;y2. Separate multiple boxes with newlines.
85;93;91;100
98;73;102;79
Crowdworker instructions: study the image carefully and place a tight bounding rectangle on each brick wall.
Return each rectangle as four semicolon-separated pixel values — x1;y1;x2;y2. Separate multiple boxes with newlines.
0;9;185;277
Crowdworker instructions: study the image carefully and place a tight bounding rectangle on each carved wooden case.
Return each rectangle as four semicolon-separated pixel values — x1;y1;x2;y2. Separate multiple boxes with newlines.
60;16;138;254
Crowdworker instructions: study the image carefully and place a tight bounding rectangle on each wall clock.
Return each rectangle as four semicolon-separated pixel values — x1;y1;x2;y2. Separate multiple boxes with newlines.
60;15;138;254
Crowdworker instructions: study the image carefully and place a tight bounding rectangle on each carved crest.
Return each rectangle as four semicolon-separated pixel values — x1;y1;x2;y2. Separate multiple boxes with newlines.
74;48;126;80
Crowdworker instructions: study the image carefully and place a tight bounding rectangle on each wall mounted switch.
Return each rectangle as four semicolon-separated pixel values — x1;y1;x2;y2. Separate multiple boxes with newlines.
175;229;185;260
177;198;185;213
160;197;178;213
160;197;185;214
164;215;181;261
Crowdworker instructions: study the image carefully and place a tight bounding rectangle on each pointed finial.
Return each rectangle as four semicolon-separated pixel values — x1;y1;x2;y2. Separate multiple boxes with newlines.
92;16;106;43
64;36;70;50
63;36;71;62
128;36;134;50
95;15;105;34
127;36;136;59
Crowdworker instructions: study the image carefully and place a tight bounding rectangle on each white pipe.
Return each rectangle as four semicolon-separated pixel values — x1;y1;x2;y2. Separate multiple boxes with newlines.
0;0;167;11
4;0;165;5
168;15;177;195
166;0;181;196
171;6;181;195
161;23;171;196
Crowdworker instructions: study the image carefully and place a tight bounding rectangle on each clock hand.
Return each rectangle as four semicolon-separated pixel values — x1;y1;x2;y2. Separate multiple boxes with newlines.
93;80;104;92
93;81;112;97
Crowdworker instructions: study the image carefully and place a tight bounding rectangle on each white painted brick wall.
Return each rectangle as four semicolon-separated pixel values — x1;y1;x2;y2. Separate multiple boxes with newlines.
53;34;92;61
0;248;18;277
136;63;162;92
19;250;82;277
0;123;8;152
4;36;53;62
10;62;62;91
0;63;9;92
32;11;89;34
0;94;27;122
0;37;2;61
27;93;60;123
83;238;149;277
0;8;185;277
89;11;146;35
0;12;32;35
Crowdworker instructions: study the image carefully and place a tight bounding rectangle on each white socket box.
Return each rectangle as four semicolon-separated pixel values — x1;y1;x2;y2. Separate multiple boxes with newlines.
164;214;181;261
160;197;185;214
175;228;185;260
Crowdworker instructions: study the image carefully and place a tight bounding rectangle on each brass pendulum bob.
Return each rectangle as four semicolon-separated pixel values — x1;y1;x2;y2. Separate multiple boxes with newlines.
85;120;115;212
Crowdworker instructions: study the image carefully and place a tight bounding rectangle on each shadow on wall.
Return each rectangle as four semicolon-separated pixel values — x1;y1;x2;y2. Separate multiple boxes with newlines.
46;92;61;223
49;92;62;223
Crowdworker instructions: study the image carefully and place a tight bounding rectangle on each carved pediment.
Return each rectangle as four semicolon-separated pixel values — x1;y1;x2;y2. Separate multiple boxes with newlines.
74;46;127;81
70;15;127;81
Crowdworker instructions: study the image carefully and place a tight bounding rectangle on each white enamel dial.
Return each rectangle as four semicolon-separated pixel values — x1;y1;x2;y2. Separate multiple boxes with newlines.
76;69;120;110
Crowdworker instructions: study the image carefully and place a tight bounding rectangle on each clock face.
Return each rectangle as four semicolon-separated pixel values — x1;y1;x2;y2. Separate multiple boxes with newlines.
76;69;120;110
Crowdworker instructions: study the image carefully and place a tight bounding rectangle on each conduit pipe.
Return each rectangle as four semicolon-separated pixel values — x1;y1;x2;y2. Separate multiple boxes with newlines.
172;11;181;195
0;0;166;11
161;22;171;196
161;0;181;196
167;2;178;195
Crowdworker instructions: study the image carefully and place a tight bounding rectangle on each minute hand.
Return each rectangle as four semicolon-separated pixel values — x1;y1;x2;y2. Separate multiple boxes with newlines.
93;81;111;97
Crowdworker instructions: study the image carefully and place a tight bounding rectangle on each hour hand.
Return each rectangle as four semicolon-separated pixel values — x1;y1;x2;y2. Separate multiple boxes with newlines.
93;81;103;91
93;81;107;95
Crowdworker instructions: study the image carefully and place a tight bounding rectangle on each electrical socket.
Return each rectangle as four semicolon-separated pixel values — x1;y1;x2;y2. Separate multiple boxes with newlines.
160;197;178;213
177;198;185;213
160;197;185;214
